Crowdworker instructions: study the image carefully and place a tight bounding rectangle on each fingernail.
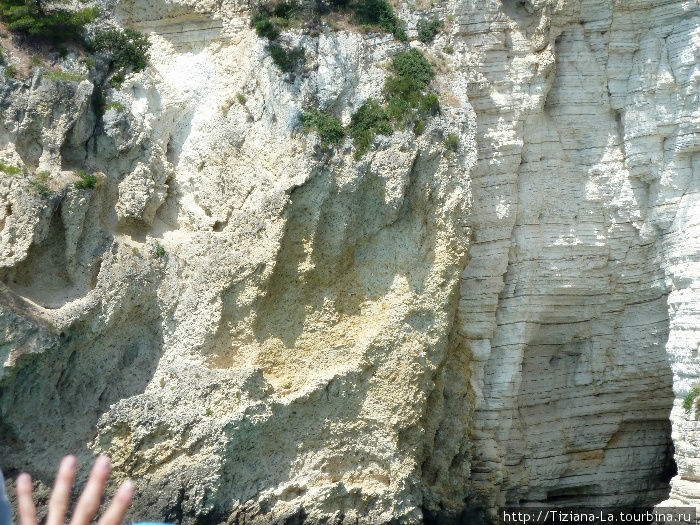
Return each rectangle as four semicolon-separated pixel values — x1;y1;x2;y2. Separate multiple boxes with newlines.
62;455;77;469
121;480;135;494
17;472;31;485
95;455;111;471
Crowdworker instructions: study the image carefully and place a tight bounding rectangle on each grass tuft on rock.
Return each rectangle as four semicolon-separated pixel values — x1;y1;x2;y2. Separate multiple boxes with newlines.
29;170;51;196
105;101;125;112
4;63;17;78
75;169;97;189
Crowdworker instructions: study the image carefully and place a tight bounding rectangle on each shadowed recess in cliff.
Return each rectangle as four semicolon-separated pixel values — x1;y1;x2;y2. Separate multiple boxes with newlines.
0;265;165;484
0;194;106;309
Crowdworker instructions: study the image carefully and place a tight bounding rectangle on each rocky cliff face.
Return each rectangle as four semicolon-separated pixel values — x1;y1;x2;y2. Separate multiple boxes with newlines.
0;0;698;522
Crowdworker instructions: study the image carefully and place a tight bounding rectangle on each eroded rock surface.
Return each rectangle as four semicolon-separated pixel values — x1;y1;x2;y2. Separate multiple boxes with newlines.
0;0;698;522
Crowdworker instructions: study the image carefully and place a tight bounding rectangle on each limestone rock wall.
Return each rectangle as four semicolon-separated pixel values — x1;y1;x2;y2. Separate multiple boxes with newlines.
0;0;698;522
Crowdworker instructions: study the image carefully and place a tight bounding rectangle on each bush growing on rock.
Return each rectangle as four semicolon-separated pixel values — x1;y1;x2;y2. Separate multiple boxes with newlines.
267;42;304;73
154;241;167;259
250;0;408;61
383;49;439;128
0;0;98;43
300;109;345;146
444;133;459;152
90;27;150;86
4;64;17;78
251;8;281;40
251;1;301;39
385;48;434;102
417;17;443;43
296;48;439;158
349;98;392;158
250;2;305;75
270;1;301;24
355;0;406;40
413;119;426;135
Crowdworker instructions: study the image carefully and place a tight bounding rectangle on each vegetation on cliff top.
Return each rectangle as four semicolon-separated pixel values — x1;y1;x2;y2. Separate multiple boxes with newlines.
251;0;410;77
354;0;406;41
0;0;98;43
89;28;150;87
0;0;150;90
301;48;441;158
251;1;306;75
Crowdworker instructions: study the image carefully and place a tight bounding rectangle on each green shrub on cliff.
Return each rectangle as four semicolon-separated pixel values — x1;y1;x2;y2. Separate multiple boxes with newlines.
91;28;150;75
4;64;17;79
355;0;406;40
299;49;439;159
0;0;98;43
384;48;434;103
349;98;392;158
300;109;345;146
444;133;459;152
267;42;304;73
251;1;301;40
382;49;439;130
683;386;700;414
0;162;21;175
417;17;443;43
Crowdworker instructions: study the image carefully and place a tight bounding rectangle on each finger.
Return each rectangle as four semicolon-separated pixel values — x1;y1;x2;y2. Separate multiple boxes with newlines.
46;455;77;525
15;473;37;525
69;456;111;525
96;480;134;525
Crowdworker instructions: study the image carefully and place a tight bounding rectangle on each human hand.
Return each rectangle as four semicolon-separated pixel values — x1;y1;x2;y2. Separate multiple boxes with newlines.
15;455;134;525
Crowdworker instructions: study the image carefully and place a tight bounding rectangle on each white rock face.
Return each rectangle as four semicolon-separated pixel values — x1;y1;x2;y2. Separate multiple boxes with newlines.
0;0;698;522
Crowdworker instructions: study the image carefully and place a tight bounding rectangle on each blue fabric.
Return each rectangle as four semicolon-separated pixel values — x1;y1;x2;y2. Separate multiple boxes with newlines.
0;470;11;525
